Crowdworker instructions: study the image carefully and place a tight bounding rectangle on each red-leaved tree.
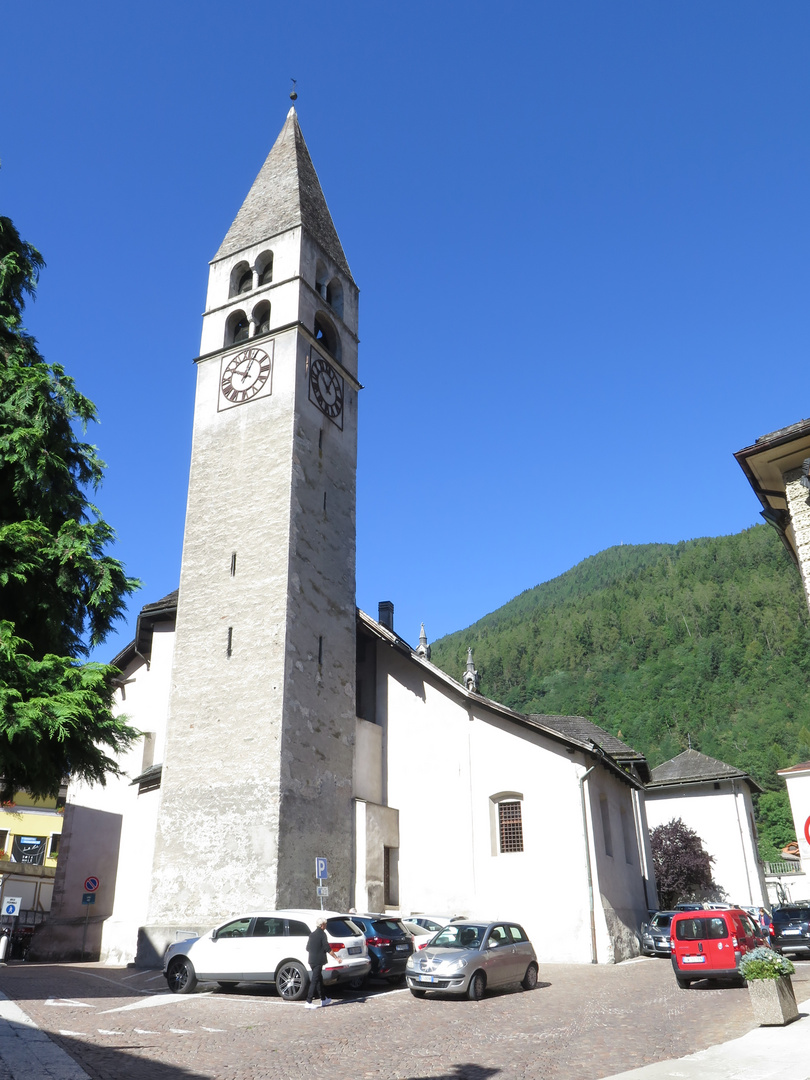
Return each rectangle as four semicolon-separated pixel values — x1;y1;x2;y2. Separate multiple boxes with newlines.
650;818;717;909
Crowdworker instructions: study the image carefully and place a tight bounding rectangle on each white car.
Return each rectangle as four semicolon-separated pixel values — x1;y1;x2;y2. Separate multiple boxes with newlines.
163;909;370;1000
402;921;437;951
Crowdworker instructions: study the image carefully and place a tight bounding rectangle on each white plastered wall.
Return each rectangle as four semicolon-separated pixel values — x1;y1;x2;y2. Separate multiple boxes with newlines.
645;781;768;907
362;643;651;963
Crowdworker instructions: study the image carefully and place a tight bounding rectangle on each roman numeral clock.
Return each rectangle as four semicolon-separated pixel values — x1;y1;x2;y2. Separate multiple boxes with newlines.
308;350;344;428
218;344;274;409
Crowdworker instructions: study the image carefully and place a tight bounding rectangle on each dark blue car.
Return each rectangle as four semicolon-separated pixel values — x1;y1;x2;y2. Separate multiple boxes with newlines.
346;914;414;984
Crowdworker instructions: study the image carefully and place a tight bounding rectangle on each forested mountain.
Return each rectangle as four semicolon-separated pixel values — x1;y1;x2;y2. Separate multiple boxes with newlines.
429;525;810;859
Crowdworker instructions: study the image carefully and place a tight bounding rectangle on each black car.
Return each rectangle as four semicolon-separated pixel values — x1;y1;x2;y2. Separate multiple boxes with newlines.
346;914;414;983
770;904;810;956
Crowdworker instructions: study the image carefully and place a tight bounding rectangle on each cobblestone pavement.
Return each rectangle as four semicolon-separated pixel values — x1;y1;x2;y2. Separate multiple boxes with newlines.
0;957;807;1080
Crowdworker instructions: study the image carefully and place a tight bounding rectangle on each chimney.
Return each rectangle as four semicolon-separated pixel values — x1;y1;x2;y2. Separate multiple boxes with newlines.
378;601;394;631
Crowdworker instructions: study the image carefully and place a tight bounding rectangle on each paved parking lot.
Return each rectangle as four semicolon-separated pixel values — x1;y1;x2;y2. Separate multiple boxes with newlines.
0;957;807;1080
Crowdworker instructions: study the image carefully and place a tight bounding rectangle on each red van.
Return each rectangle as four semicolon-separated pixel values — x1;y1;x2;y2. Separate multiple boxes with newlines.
669;908;760;988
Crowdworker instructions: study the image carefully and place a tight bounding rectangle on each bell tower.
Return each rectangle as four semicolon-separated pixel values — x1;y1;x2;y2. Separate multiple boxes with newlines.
140;108;360;956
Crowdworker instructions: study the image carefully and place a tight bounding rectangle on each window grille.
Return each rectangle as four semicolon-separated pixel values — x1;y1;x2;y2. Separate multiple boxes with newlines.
498;800;524;853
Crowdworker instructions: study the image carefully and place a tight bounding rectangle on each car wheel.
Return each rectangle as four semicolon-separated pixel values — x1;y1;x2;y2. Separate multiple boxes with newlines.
217;981;238;990
409;987;427;998
675;975;691;989
275;960;308;1001
166;957;197;995
348;974;367;991
467;971;486;1001
521;963;538;991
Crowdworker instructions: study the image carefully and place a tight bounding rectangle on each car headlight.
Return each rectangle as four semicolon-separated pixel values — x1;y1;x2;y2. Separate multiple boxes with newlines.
445;958;469;973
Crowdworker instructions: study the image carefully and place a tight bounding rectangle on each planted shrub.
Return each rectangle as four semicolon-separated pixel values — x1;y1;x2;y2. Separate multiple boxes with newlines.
740;947;795;981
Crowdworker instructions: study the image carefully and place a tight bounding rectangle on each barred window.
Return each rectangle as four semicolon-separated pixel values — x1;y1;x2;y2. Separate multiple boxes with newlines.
498;800;524;853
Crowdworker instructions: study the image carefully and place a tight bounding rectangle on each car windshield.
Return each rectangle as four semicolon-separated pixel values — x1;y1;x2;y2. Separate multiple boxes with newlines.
430;924;487;949
372;919;408;937
651;914;672;930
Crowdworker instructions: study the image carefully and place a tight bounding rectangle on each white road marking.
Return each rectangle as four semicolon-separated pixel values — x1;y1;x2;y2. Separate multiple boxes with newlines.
97;1029;125;1035
45;997;94;1007
75;969;161;993
134;1028;159;1034
170;1028;194;1033
101;991;212;1014
147;973;166;982
122;969;159;981
0;992;91;1077
58;1030;86;1036
202;1027;227;1032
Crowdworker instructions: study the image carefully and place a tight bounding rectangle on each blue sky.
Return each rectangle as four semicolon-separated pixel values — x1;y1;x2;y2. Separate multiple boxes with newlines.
3;1;809;663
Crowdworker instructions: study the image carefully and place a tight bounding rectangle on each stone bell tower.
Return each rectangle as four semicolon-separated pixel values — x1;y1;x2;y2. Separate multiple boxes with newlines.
140;107;360;957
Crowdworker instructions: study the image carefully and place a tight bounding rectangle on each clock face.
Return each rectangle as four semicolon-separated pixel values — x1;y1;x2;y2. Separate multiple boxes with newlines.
309;351;344;427
220;346;273;406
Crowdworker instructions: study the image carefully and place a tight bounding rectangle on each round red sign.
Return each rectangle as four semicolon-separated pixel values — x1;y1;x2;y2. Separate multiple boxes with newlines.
804;816;810;847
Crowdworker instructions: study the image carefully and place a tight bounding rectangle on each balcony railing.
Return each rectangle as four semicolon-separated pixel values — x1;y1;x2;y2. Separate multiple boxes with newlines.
764;860;804;875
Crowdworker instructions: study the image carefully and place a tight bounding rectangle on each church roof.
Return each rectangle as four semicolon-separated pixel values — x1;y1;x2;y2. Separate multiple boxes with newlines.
647;748;762;793
530;714;651;782
214;107;353;283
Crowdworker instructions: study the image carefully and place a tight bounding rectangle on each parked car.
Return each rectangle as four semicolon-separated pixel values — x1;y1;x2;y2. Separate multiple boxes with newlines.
402;920;436;951
405;920;538;1000
408;916;450;933
163;909;370;999
345;914;414;983
770;904;810;957
669;908;759;988
639;911;676;957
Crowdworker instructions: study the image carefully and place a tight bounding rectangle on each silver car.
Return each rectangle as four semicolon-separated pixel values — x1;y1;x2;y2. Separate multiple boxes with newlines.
406;920;538;1000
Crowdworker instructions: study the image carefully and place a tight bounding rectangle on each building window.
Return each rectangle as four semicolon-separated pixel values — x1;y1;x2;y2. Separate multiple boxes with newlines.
600;795;613;857
498;800;524;853
326;277;343;319
258;252;273;285
49;834;60;859
313;312;340;361
384;846;399;906
620;805;634;865
253;301;271;336
229;261;251;298
226;310;249;346
0;829;7;858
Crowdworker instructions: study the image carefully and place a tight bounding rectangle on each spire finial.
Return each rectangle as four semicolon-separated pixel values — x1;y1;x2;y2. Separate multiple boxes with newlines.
290;78;298;102
416;623;431;661
462;647;480;693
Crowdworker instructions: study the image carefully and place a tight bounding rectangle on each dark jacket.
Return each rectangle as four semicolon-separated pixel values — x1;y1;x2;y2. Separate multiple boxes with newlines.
307;926;329;966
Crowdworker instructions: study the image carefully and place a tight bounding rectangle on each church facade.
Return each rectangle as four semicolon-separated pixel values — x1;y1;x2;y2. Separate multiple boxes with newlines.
32;108;658;967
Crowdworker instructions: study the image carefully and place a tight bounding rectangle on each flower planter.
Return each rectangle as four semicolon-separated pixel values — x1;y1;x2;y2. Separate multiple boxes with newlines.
747;975;799;1026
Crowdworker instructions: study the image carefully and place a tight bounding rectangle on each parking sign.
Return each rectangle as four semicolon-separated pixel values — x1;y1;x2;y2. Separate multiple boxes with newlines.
315;857;328;880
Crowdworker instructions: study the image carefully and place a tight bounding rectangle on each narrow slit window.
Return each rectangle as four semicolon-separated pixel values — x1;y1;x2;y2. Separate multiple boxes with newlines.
230;552;237;577
227;627;233;658
318;636;323;665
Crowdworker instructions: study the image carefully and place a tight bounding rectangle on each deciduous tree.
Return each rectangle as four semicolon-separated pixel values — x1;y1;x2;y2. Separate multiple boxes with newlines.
0;214;139;798
649;818;716;908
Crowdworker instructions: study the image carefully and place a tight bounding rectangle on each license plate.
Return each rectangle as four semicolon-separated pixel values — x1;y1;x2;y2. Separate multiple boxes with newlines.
347;946;362;954
396;943;409;951
782;929;801;936
682;955;706;964
418;975;438;983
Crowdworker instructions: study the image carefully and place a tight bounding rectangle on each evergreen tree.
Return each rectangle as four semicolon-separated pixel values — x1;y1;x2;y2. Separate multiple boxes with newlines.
0;215;139;798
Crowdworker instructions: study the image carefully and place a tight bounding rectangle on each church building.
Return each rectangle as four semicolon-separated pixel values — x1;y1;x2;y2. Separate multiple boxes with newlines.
32;107;657;968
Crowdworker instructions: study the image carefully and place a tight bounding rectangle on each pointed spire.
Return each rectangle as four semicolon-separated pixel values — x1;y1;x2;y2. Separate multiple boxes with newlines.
462;647;480;693
215;109;353;283
416;623;431;661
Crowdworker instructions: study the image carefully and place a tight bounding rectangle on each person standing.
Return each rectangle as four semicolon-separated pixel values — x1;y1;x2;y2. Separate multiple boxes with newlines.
305;917;335;1008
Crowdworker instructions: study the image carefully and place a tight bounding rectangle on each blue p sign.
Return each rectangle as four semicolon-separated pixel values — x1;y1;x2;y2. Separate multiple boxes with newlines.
315;857;328;880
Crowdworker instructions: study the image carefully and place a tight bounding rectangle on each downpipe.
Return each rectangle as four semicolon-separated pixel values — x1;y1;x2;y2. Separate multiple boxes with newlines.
579;764;598;964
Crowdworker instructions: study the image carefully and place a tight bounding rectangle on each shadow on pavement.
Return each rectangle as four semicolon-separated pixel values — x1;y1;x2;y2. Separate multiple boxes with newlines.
52;1029;212;1079
407;1068;500;1080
